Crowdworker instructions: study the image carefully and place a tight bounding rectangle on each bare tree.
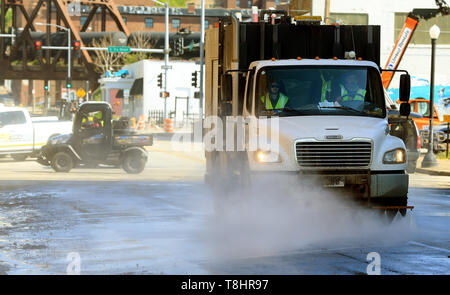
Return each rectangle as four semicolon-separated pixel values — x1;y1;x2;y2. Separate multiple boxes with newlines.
91;35;126;74
124;32;159;64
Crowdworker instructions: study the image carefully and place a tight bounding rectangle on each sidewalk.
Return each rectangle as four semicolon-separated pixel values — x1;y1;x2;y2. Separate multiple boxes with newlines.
415;154;450;177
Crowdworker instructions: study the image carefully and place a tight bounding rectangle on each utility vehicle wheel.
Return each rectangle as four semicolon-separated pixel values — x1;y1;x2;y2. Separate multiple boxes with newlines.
12;154;28;161
51;152;73;173
122;151;146;174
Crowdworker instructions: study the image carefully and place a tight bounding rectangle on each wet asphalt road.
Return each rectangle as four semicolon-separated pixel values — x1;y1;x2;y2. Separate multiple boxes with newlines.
0;143;448;274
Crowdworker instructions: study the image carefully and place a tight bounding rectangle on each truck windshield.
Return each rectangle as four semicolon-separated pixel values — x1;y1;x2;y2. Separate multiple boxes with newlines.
0;111;26;127
256;66;386;118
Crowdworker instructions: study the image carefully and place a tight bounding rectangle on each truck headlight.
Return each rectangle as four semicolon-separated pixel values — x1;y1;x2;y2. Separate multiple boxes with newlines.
383;148;406;164
255;150;281;163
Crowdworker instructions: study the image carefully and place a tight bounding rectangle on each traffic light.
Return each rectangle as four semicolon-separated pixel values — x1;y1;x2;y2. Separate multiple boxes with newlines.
157;73;163;88
44;83;49;91
73;40;81;51
35;41;41;51
160;91;169;98
191;71;198;88
66;77;72;89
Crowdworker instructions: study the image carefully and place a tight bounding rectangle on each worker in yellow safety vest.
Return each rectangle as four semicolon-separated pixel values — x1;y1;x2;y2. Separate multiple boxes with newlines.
320;73;332;102
336;72;366;103
261;81;288;110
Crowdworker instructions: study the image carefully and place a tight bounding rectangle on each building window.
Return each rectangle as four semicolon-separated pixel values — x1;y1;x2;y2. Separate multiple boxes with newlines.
329;13;368;25
395;13;450;45
122;17;127;24
172;18;180;28
145;17;154;28
80;16;88;26
236;0;240;7
205;20;209;29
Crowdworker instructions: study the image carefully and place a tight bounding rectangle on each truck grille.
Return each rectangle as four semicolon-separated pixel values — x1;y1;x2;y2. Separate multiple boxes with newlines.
296;141;372;167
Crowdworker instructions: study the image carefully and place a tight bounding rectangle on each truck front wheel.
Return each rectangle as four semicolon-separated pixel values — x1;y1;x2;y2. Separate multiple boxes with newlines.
122;151;147;174
51;152;73;173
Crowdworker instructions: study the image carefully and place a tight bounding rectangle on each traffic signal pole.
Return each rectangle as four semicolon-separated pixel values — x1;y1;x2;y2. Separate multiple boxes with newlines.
164;1;169;120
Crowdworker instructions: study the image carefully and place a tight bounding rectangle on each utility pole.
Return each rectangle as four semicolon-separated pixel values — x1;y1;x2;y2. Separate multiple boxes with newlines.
199;0;205;125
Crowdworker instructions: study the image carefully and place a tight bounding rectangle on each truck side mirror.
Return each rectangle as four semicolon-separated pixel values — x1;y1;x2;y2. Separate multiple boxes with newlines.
400;102;411;117
399;74;410;102
223;74;233;102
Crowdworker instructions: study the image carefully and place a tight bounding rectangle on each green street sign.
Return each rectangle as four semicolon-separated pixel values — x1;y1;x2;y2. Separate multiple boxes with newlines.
108;46;131;53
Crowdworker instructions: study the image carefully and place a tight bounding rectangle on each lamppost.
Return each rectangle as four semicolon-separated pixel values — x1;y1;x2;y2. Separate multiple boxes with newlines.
422;24;440;168
199;0;205;125
35;22;71;101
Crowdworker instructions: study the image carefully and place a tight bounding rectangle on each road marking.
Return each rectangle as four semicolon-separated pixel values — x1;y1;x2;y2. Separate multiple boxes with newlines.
408;241;450;253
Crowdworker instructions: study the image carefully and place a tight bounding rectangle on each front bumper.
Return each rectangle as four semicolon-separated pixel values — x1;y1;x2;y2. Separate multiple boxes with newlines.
370;172;408;198
247;170;408;199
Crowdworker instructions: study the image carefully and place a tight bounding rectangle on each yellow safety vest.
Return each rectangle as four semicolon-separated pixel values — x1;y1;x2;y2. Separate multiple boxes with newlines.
340;85;366;101
261;93;288;109
320;74;332;102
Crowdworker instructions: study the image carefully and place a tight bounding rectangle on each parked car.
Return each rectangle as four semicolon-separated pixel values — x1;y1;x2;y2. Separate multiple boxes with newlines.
420;123;449;153
105;69;129;78
0;105;72;161
388;110;422;174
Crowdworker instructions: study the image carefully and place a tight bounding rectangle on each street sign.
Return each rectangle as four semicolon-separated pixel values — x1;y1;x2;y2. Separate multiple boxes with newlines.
444;115;450;123
161;65;172;70
108;46;131;53
76;88;86;98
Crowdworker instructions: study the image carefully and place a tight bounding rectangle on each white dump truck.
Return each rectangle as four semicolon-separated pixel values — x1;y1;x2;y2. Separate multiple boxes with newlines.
204;13;413;215
0;105;72;161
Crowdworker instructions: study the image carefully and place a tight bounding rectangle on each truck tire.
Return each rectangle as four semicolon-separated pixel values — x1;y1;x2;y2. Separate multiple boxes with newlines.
12;154;28;161
51;152;73;173
122;151;146;174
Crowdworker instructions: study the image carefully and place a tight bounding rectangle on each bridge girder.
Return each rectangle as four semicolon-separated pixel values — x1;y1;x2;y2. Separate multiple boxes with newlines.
0;0;129;85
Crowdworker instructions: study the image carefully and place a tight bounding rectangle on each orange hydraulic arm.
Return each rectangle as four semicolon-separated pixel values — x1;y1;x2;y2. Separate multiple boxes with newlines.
382;0;450;89
381;16;418;89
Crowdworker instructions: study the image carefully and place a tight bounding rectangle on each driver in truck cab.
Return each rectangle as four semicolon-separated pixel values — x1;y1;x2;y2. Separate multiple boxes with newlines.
261;81;289;110
336;72;367;104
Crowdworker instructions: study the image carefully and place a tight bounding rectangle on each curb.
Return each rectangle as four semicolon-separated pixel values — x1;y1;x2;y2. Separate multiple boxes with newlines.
415;168;450;177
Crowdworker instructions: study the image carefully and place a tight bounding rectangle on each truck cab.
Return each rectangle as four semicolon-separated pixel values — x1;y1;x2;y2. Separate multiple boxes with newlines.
409;98;442;130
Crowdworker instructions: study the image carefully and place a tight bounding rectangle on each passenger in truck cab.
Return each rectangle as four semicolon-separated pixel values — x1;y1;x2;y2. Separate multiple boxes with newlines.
335;72;367;104
261;81;289;110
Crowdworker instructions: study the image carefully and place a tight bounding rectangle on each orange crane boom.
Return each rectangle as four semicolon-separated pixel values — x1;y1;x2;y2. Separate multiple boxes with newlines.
382;0;450;89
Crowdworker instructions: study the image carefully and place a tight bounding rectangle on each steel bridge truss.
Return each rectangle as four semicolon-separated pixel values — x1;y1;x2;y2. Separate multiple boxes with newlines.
0;0;129;83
